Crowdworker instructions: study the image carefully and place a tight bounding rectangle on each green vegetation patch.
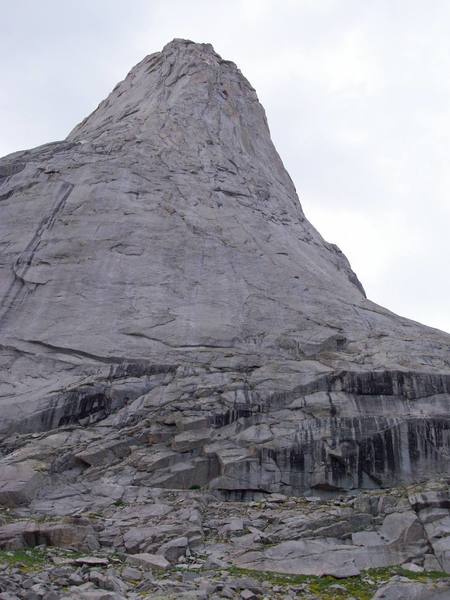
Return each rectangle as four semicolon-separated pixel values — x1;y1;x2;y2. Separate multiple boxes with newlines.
0;548;48;571
113;499;128;507
0;547;89;573
223;565;450;600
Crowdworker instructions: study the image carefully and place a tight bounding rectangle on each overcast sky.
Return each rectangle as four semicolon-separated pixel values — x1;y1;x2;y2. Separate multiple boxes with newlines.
1;0;449;334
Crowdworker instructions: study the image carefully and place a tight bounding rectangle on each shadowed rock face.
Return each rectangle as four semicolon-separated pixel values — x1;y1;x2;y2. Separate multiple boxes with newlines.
0;39;449;501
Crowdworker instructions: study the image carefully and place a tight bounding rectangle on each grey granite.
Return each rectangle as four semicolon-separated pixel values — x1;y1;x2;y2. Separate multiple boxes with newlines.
0;39;449;510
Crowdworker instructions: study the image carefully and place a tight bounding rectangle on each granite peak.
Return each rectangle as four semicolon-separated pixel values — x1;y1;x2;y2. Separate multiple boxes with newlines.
0;42;449;591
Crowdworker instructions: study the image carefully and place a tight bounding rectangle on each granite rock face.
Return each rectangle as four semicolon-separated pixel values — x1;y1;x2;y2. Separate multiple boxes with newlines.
0;38;449;511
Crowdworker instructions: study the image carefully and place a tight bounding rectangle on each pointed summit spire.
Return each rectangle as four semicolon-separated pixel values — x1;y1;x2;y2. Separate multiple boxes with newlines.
68;39;265;151
68;39;307;227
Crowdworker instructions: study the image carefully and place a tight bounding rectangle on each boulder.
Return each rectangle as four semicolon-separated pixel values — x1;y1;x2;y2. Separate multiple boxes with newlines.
235;539;361;577
372;576;450;600
126;553;170;570
0;518;99;551
0;461;45;507
159;536;189;562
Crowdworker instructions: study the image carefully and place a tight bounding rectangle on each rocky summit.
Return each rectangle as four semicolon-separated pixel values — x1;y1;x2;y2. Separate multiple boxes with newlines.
0;38;450;599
